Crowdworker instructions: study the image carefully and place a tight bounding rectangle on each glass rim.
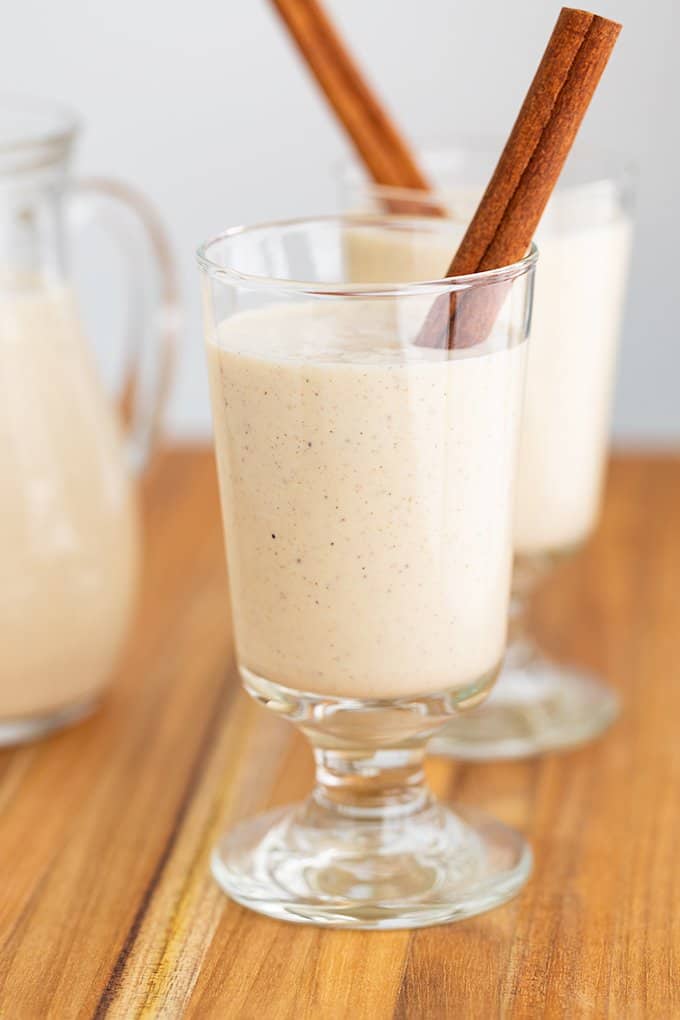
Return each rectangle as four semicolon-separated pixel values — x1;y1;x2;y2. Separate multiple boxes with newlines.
196;214;538;296
0;95;79;167
339;140;637;201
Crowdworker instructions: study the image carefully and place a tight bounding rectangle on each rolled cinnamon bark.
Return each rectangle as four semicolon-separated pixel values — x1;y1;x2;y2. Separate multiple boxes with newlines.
418;8;622;347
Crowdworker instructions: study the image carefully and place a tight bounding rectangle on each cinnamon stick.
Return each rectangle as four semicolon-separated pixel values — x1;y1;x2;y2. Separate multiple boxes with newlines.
419;8;622;348
270;2;621;346
269;0;445;214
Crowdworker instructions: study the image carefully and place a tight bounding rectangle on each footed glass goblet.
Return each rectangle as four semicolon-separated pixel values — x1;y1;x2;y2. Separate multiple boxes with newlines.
198;215;536;928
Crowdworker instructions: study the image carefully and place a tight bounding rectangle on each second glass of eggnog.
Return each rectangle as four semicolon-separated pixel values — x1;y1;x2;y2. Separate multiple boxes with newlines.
342;147;634;758
198;215;536;929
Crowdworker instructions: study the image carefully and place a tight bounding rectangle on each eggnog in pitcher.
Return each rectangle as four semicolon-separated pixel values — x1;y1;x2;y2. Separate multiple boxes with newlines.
0;283;139;725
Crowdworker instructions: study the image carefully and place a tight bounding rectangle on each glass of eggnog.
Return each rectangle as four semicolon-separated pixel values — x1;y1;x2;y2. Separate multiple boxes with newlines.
198;214;536;929
342;145;634;759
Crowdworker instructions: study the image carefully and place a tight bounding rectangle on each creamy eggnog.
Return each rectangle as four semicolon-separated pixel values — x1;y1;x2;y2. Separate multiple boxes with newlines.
0;285;139;720
344;203;632;557
207;300;526;699
514;213;631;553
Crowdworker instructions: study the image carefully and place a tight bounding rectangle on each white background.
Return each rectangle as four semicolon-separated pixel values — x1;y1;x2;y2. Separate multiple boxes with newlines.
4;0;678;443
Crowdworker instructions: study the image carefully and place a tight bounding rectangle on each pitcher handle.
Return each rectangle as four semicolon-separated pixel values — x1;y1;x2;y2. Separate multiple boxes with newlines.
72;177;180;473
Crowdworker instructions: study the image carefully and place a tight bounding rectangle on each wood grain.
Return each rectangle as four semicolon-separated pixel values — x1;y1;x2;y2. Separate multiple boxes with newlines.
0;446;678;1019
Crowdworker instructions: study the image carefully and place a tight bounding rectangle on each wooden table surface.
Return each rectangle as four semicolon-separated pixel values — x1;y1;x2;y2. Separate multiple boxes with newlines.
1;446;678;1019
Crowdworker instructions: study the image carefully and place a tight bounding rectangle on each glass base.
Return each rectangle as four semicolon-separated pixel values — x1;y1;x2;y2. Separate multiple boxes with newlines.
212;798;531;930
0;693;101;747
431;658;620;761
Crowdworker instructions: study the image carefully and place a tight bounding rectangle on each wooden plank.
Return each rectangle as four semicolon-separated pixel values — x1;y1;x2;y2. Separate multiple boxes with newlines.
0;449;678;1019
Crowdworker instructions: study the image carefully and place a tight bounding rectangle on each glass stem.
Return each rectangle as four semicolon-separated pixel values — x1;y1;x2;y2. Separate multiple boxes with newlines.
507;587;530;655
310;742;432;821
506;557;544;670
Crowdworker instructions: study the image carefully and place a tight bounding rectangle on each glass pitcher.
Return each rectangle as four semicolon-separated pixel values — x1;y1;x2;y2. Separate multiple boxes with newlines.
0;97;178;744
